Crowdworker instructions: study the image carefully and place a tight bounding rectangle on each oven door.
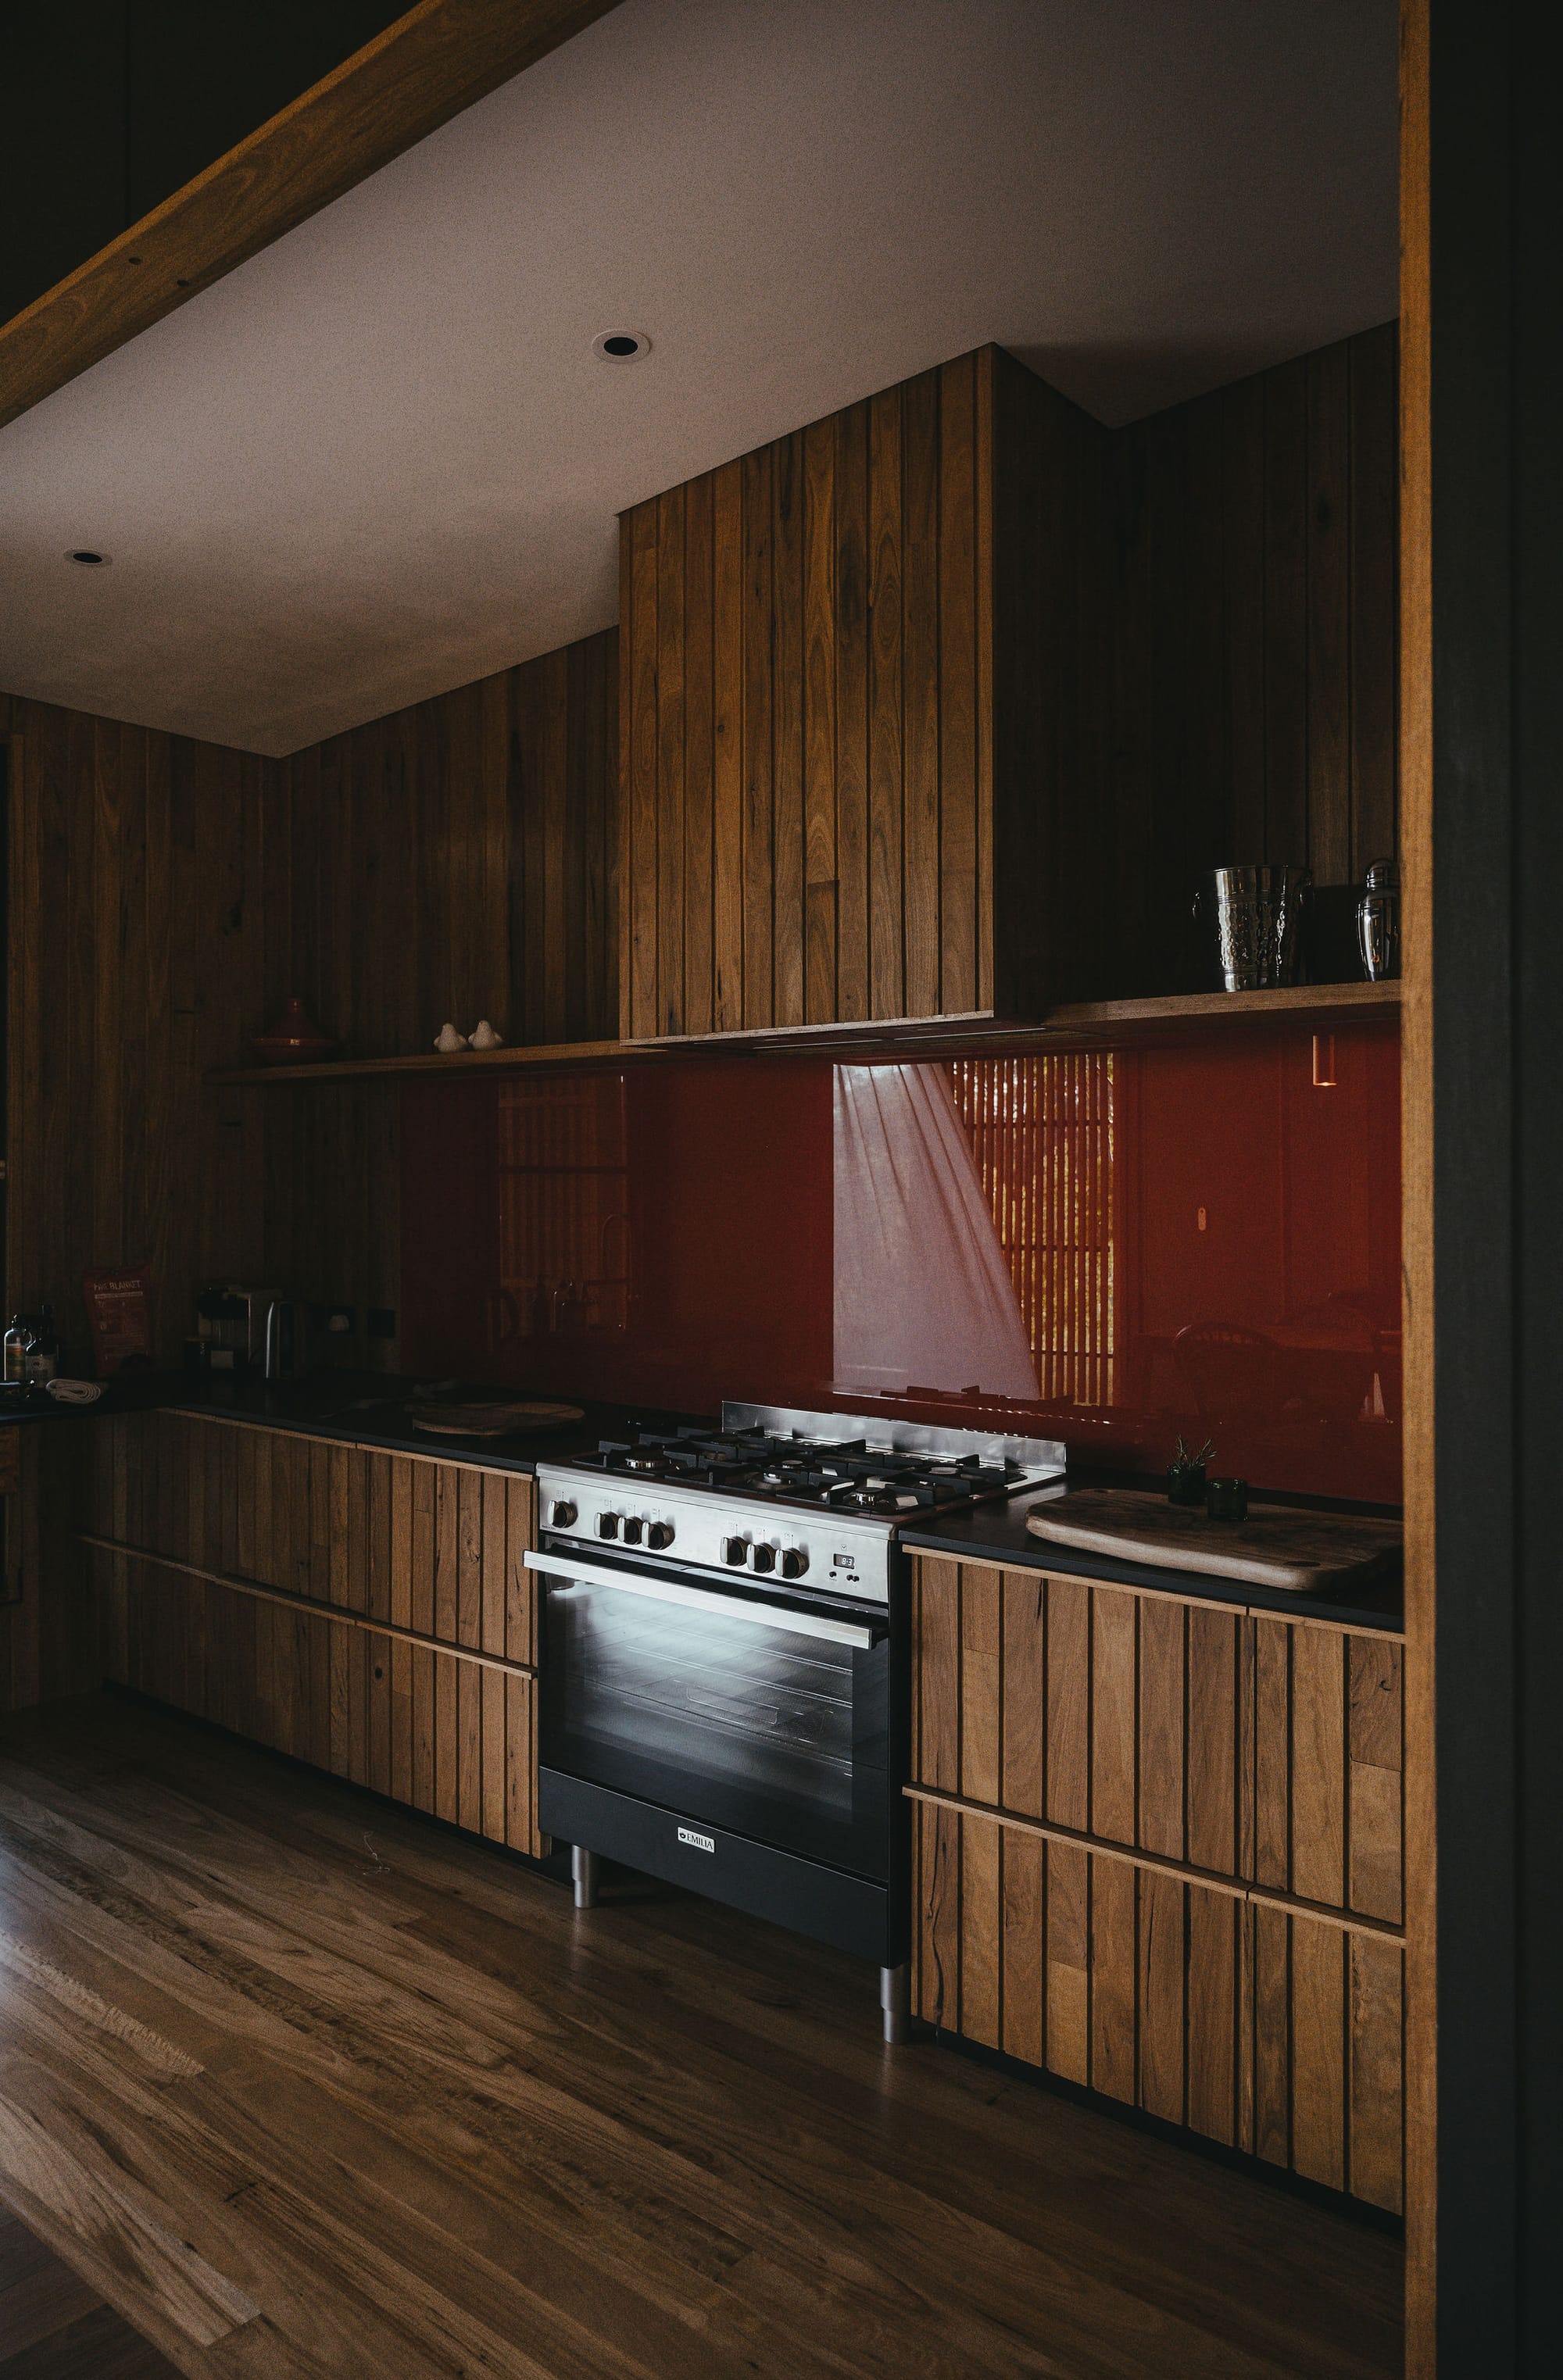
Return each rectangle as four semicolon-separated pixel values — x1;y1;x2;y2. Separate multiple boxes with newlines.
528;1547;891;1881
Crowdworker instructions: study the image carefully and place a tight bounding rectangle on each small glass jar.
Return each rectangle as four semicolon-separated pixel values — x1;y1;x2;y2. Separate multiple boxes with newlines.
1206;1476;1250;1522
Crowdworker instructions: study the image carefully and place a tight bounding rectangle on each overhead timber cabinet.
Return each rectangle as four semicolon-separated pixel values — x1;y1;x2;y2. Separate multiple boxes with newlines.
618;344;1108;1038
617;324;1398;1045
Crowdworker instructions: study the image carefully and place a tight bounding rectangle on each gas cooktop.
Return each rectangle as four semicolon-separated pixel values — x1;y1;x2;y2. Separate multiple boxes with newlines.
563;1404;1066;1517
538;1406;1065;1607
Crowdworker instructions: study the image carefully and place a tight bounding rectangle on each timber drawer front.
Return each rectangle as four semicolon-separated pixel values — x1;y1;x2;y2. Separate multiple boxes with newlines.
908;1553;1404;2214
80;1410;546;1857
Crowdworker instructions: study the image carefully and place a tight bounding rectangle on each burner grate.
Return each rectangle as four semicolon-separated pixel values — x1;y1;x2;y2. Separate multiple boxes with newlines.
573;1419;1030;1513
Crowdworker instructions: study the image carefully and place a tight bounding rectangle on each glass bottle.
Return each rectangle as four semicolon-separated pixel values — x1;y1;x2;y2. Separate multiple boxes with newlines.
27;1303;59;1383
3;1313;35;1395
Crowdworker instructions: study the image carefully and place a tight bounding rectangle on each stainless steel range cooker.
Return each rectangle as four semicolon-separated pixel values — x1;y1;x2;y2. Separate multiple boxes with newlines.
527;1403;1065;2039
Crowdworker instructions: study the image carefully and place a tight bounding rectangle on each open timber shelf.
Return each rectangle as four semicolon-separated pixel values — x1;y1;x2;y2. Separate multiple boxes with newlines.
206;980;1400;1087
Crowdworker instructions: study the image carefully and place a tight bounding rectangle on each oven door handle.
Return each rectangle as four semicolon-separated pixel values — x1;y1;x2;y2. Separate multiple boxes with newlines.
523;1553;882;1647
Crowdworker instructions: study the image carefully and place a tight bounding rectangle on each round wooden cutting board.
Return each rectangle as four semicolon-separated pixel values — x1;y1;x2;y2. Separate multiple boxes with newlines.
405;1399;585;1438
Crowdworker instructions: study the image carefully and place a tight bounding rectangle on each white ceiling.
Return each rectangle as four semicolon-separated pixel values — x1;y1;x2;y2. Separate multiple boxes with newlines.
0;0;1397;757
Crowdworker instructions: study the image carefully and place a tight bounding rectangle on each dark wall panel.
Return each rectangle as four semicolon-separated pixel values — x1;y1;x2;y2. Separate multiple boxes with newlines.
1104;321;1399;996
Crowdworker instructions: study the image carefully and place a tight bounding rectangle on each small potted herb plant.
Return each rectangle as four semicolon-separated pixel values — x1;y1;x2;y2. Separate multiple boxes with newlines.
1168;1436;1215;1507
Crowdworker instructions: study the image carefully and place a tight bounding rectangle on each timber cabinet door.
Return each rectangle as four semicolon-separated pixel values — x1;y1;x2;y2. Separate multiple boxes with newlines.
83;1412;548;1857
620;323;1400;1036
618;344;1108;1039
907;1553;1405;2214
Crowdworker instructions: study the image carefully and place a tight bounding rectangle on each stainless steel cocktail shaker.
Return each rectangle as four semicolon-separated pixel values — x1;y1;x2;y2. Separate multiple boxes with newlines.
1356;858;1400;981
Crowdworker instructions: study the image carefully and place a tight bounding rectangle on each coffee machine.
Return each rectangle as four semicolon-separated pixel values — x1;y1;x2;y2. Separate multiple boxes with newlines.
194;1285;306;1379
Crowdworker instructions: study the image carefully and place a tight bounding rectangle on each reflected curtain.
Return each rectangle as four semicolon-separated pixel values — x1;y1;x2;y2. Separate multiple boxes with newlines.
832;1063;1039;1401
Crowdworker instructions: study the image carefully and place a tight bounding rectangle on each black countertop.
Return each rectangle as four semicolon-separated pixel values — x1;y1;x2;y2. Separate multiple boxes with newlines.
9;1374;1404;1631
900;1481;1405;1635
3;1368;707;1479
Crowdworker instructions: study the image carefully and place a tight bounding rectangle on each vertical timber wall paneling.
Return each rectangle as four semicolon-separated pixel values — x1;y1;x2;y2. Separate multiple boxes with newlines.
1104;322;1400;997
908;1556;1404;2213
619;345;1110;1038
1;703;279;1368
0;702;399;1373
3;629;617;1375
234;628;619;1365
268;627;618;1060
84;1411;546;1855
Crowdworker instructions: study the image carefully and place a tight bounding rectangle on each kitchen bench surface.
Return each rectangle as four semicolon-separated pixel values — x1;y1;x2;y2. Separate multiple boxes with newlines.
21;1370;706;1478
12;1383;1407;1630
903;1485;1405;1635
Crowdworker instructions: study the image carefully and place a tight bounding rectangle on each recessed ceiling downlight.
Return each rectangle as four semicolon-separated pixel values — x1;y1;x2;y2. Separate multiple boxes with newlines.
592;331;650;361
66;549;111;566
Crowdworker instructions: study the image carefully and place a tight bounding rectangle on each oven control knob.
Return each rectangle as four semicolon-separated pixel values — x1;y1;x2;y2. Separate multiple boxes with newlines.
721;1536;748;1566
646;1521;674;1550
596;1512;620;1540
749;1542;776;1574
549;1499;578;1530
780;1547;808;1579
621;1515;644;1546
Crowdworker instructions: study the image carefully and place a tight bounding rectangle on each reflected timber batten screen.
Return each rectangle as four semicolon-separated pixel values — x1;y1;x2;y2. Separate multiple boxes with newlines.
496;1074;630;1344
947;1053;1117;1408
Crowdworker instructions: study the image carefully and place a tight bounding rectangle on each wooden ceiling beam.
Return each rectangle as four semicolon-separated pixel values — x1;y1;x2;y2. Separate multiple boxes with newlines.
0;0;622;432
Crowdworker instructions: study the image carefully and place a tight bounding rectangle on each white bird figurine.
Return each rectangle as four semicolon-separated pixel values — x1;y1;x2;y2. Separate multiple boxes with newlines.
434;1021;468;1052
470;1020;505;1050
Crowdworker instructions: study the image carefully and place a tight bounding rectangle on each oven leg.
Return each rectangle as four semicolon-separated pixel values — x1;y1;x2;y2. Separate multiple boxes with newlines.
571;1846;600;1911
879;1962;910;2045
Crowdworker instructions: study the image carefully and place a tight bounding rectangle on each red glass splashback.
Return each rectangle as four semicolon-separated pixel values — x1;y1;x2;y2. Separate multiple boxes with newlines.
402;1022;1401;1504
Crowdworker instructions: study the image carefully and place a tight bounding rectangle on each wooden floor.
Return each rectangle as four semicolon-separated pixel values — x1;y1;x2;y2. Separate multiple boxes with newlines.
0;1695;1404;2380
1;2207;179;2377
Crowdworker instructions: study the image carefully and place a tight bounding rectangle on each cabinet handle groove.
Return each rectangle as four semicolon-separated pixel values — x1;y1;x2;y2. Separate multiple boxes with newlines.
904;1782;1404;1942
77;1533;538;1681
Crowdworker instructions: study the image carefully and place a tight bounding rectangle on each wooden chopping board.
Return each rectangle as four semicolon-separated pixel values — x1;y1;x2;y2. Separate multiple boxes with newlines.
406;1399;584;1438
1025;1489;1401;1593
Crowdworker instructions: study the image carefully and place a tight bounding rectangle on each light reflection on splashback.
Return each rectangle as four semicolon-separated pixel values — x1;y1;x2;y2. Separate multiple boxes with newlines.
401;1023;1400;1503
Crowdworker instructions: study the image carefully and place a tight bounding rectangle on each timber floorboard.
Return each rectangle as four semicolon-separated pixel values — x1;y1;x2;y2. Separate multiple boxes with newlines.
0;1695;1402;2380
0;2207;180;2377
